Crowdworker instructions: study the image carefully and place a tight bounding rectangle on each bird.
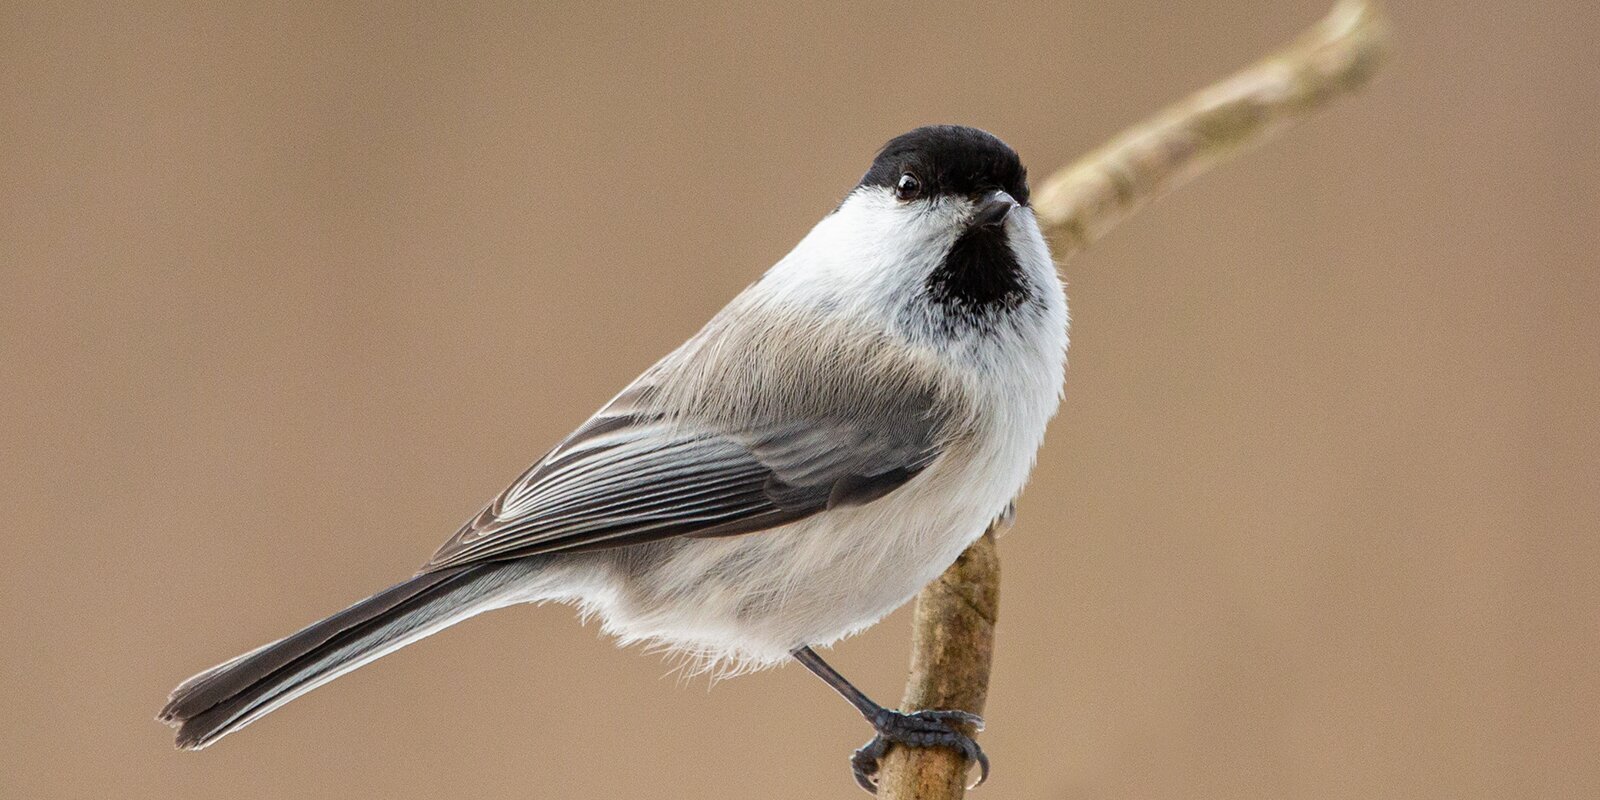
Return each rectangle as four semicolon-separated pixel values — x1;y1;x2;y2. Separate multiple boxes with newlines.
159;124;1068;793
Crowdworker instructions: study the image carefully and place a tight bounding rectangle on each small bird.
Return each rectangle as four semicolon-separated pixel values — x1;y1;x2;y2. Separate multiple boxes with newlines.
160;124;1068;793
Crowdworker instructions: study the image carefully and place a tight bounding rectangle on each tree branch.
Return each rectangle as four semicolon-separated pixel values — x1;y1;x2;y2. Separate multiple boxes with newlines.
1034;0;1392;259
874;3;1391;797
877;527;1002;799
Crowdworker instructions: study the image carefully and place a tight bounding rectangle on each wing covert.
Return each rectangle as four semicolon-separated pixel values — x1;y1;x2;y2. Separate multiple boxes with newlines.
422;382;946;572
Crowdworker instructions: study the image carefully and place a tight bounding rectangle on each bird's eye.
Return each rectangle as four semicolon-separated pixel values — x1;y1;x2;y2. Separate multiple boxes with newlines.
895;173;922;201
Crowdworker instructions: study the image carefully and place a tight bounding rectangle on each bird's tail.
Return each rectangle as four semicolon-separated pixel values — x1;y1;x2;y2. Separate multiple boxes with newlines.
158;559;543;750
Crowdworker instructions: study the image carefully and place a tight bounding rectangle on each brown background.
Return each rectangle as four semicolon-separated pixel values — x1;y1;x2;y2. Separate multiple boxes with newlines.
3;1;1596;798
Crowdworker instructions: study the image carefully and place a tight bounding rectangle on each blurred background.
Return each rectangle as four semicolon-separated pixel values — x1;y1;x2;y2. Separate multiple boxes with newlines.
3;1;1595;798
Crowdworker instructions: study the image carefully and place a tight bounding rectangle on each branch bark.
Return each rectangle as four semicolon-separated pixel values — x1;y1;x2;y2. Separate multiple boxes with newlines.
877;527;1002;799
874;3;1391;797
1034;0;1392;259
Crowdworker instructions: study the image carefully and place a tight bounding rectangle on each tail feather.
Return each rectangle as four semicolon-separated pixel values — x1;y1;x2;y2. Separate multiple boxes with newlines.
159;560;538;750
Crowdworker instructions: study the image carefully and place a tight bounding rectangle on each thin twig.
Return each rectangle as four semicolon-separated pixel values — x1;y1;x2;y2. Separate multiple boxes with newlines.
877;528;1002;799
1034;0;1392;259
874;3;1391;797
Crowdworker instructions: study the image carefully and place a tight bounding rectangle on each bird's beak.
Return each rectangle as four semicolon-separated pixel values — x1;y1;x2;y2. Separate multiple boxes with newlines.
971;191;1018;229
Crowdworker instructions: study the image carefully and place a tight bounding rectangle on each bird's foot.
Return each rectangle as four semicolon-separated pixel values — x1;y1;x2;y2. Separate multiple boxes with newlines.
849;708;989;794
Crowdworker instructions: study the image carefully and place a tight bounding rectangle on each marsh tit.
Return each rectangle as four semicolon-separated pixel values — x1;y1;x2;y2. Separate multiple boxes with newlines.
160;124;1068;792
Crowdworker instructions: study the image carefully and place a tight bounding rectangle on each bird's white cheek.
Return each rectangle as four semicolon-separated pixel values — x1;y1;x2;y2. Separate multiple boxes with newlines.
777;199;946;301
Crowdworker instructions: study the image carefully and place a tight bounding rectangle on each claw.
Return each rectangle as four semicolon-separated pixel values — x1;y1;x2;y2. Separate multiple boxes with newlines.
968;746;992;789
847;708;990;795
851;737;889;793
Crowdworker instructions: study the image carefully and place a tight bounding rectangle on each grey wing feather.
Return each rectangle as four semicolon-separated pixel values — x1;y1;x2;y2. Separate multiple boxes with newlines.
422;383;945;572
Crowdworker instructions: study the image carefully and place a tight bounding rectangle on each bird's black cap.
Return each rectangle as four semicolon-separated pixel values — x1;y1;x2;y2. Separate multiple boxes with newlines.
858;125;1029;205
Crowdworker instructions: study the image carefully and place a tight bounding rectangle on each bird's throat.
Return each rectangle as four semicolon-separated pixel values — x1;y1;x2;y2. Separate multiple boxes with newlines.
924;226;1027;321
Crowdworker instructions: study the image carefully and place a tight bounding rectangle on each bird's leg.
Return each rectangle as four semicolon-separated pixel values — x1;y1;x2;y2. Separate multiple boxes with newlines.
791;645;989;794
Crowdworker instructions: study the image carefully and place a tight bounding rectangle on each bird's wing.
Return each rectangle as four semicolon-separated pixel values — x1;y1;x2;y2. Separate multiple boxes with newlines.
421;379;946;572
